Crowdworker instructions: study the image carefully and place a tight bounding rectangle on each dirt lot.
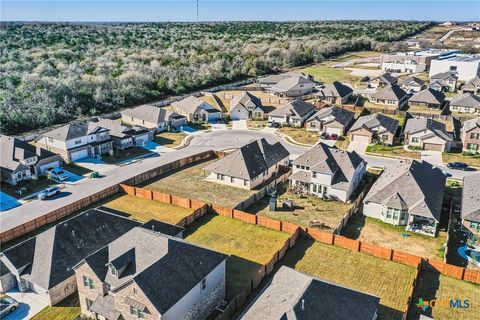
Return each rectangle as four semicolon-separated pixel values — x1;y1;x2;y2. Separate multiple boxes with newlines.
154;132;186;148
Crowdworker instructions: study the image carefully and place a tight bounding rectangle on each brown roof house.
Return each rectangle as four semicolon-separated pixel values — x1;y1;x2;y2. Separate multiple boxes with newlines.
73;225;226;320
348;113;399;146
403;117;453;152
408;88;446;110
289;143;366;203
305;106;355;136
121;104;187;132
171;96;221;122
203;138;290;190
363;160;446;237
369;84;408;110
269;76;316;97
462;75;480;95
315;81;354;105
0;135;63;186
229;92;266;120
268;100;316;127
95;118;152;149
449;93;480;115
461;117;480;153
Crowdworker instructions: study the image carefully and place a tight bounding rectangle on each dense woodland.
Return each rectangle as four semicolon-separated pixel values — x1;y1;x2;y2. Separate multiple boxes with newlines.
0;21;434;133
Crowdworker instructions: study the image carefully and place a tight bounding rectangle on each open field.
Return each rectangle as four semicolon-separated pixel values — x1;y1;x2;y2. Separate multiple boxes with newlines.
31;293;80;320
282;238;416;320
342;212;447;260
277;127;319;145
103;194;194;224
443;152;480;168
154;132;187;148
184;214;291;299
366;144;422;159
139;160;256;208
300;64;363;86
408;270;480;320
246;183;353;232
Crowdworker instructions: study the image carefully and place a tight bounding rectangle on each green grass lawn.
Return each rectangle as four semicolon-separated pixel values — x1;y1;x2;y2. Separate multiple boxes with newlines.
282;238;416;320
334;135;350;149
184;214;291;300
0;177;57;199
102;146;152;164
366;144;421;159
443;152;480;168
154;132;187;148
31;293;80;320
277;127;319;145
103;194;194;225
300;64;361;85
139;160;256;208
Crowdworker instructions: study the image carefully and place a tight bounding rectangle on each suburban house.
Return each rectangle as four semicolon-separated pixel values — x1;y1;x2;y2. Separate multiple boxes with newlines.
369;84;408;109
203;138;290;190
408;88;446;109
462;75;480;95
363;160;446;236
35;122;113;162
121;104;187;132
257;72;313;88
429;71;458;92
73;225;226;320
171;96;221;122
461;173;480;236
449;93;480;114
315;81;353;105
0;209;142;305
0;135;63;185
367;73;397;89
428;80;449;92
398;76;426;93
382;59;426;73
461;117;480;152
229;92;266;120
348;113;399;146
95;118;152;149
269;76;316;97
429;54;480;81
268;100;316;127
305;106;355;136
403;117;453;152
289;143;366;203
239;266;380;320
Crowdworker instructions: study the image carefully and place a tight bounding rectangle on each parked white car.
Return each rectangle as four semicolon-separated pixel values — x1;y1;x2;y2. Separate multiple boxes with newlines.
37;187;61;200
0;296;18;317
47;168;69;181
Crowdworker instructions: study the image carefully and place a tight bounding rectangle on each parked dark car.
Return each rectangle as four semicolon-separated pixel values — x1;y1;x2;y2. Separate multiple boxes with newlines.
447;162;469;170
270;122;281;128
320;132;329;140
38;187;61;200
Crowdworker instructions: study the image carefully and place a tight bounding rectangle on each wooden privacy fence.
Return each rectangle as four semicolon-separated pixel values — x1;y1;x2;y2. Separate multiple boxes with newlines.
402;261;423;320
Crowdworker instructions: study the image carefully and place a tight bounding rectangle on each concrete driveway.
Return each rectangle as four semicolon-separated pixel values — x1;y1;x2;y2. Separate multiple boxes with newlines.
74;157;116;173
347;140;369;154
3;289;49;320
231;120;248;130
421;150;443;165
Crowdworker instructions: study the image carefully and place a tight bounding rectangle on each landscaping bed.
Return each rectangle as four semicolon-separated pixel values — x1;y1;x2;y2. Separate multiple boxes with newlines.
31;293;80;320
443;152;480;168
154;132;187;148
366;144;421;159
277;127;319;145
282;238;416;320
246;119;268;129
184;214;291;300
102;146;152;164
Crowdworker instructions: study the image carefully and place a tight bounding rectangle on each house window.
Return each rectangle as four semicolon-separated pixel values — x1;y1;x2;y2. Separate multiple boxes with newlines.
130;306;144;318
48;137;53;143
201;278;207;290
109;265;118;277
449;66;457;72
471;222;480;231
310;122;316;128
74;139;82;145
312;172;317;179
312;184;318;193
83;276;95;289
412;137;420;143
217;174;224;181
381;134;389;142
230;177;234;183
133;288;137;294
470;133;480;140
85;298;93;310
400;210;406;221
244;179;248;186
467;143;479;151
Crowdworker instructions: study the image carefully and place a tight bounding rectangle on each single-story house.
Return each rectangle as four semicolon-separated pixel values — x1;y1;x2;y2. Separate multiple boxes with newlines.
121;104;187;132
74;225;226;320
363;160;446;237
408;88;446;109
268;100;316;127
239;266;380;320
171;96;221;122
461;173;480;237
368;73;397;89
229;92;266;120
461;117;480;152
462;75;480;95
305;106;355;136
449;93;480;114
289;143;366;203
269;76;316;97
257;72;313;88
203;138;290;190
430;71;458;92
95;118;152;149
398;76;426;93
0;135;63;185
316;81;353;105
369;84;408;109
349;113;399;146
403;117;453;152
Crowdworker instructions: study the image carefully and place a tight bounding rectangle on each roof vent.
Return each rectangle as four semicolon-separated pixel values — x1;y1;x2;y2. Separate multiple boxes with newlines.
301;299;305;311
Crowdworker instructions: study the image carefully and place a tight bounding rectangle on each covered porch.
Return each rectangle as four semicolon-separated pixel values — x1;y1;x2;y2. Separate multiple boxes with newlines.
406;215;437;237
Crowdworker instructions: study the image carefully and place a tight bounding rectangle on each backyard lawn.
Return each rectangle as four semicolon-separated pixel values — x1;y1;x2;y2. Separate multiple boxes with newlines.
31;293;80;320
103;194;194;225
334;135;350;149
102;146;152;164
246;183;353;232
139;160;256;208
366;144;421;159
277;127;319;145
184;214;291;300
0;177;57;199
154;132;187;148
443;152;480;168
282;238;416;320
408;270;480;320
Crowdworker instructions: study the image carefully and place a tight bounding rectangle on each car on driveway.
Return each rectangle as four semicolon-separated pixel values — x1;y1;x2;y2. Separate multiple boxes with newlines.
447;162;469;170
38;187;61;200
267;121;281;128
47;168;69;181
0;296;19;317
320;132;329;140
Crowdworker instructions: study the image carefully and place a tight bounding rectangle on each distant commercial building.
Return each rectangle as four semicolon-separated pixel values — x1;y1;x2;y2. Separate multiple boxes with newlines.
382;60;427;73
380;49;460;69
429;54;480;81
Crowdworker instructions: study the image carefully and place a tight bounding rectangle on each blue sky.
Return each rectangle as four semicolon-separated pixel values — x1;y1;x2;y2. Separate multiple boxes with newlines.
2;1;479;22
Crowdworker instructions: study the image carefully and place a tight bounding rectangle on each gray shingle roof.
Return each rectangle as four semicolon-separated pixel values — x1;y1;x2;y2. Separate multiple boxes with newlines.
203;138;290;180
306;106;354;127
431;71;458;81
399;76;425;86
463;75;480;91
240;266;379;320
229;92;264;112
461;173;480;222
450;93;480;109
90;295;121;320
404;117;452;141
410;88;445;104
270;76;315;92
317;81;353;98
364;160;446;222
39;122;107;142
371;84;407;101
462;117;480;133
269;100;315;118
171;96;217;114
349;113;399;135
371;73;397;85
121;105;184;125
95;118;149;139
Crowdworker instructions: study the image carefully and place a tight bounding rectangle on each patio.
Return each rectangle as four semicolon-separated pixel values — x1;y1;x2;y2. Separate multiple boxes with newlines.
406;216;437;236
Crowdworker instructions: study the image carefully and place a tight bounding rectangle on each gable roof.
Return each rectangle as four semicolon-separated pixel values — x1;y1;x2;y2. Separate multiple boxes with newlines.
349;113;399;135
371;84;407;101
229;92;263;112
0;209;141;290
203;138;290;180
317;81;353;99
399;76;425;87
410;88;445;104
371;73;397;84
364;160;446;222
121;105;184;126
259;72;312;86
81;227;226;315
306;106;354;127
270;76;315;92
240;266;379;320
463;75;480;90
39;122;107;142
462;117;480;133
269;100;315;119
171;96;217;114
461;173;480;222
450;93;480;109
95;118;149;139
431;71;458;81
404;117;452;142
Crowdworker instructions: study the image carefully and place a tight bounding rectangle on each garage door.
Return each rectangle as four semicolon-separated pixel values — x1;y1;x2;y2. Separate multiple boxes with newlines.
70;149;89;161
424;143;443;151
325;127;342;136
39;161;60;175
352;135;370;143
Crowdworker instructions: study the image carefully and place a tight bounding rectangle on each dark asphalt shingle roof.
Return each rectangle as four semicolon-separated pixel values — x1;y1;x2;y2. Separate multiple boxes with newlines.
39;122;107;142
317;81;353;98
306;106;354;127
349;113;399;135
269;100;315;119
463;75;480;91
229;92;264;112
450;93;480;109
410;88;445;104
140;219;184;237
371;84;407;101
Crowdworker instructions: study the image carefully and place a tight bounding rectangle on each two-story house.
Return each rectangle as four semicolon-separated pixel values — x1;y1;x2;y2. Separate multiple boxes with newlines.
363;160;446;237
449;93;480;114
429;72;458;92
369;84;408;110
268;100;316;127
461;117;480;152
229;92;266;120
0;135;63;185
74;226;226;320
95;118;152;149
171;96;221;122
461;174;480;265
305;106;355;136
203;138;290;190
462;75;480;95
348;113;399;146
121;105;187;132
315;81;353;105
289;143;365;202
403;117;453;152
408;88;446;110
35;122;113;162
